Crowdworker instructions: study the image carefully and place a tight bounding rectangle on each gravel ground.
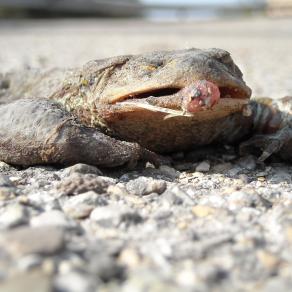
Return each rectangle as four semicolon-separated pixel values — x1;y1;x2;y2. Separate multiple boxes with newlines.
0;17;292;292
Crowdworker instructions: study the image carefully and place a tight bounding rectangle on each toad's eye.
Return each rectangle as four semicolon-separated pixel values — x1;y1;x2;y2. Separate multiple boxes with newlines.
191;88;201;100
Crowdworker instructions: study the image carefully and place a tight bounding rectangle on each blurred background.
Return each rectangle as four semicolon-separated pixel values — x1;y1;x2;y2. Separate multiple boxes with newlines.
0;0;290;19
0;0;292;97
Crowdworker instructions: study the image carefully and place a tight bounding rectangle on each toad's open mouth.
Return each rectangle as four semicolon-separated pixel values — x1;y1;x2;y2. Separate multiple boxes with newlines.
113;81;250;117
115;84;250;104
130;87;246;100
120;87;182;100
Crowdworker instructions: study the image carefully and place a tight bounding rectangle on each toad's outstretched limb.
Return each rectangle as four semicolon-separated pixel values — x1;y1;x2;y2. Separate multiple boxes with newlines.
0;99;160;168
239;97;292;162
240;126;292;162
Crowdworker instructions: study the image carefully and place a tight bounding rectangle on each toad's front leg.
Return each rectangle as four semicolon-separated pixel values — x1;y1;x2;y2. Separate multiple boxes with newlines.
0;99;160;168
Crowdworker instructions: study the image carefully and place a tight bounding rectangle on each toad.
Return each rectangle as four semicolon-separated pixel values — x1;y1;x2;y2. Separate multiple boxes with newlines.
0;48;291;167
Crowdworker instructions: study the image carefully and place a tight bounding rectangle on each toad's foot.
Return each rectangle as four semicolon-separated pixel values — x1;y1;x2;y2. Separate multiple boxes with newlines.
239;126;292;162
0;99;162;168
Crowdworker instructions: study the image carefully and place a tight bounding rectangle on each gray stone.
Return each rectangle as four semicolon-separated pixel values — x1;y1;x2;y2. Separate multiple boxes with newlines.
63;204;94;219
195;161;211;173
212;162;233;173
62;191;107;219
158;165;180;179
126;177;167;196
88;254;125;282
55;173;116;196
237;155;257;170
120;211;144;226
17;255;43;271
63;163;103;176
163;186;194;206
226;191;254;211
269;171;292;184
63;191;106;207
227;167;242;176
107;185;129;198
25;191;61;210
54;272;95;292
30;210;75;228
90;205;141;227
0;204;28;228
0;174;14;187
90;205;123;227
0;175;19;200
0;226;65;256
226;191;272;211
153;210;173;220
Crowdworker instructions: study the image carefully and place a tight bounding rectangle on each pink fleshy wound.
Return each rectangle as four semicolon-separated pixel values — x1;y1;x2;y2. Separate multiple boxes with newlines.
186;80;220;113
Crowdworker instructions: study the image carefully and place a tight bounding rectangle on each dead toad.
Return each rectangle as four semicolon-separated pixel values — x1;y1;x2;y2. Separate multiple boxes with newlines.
0;48;291;167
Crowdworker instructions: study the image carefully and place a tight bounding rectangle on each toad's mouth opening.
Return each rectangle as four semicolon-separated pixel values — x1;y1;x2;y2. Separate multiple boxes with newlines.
116;85;249;103
114;82;250;117
122;87;182;100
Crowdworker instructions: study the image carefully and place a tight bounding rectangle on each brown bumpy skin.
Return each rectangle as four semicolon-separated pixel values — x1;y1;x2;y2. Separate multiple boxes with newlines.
50;48;252;152
0;99;160;167
0;48;252;156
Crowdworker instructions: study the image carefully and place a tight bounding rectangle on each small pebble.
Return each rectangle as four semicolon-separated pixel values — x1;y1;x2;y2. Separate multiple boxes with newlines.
195;161;210;173
192;205;217;217
55;173;116;196
212;162;233;173
238;155;257;170
63;163;103;176
0;174;14;187
63;204;94;219
126;177;167;196
30;210;75;228
119;248;141;268
17;255;43;271
158;165;180;179
107;185;129;198
54;272;95;292
0;203;28;228
0;226;65;256
90;205;130;227
62;191;106;207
